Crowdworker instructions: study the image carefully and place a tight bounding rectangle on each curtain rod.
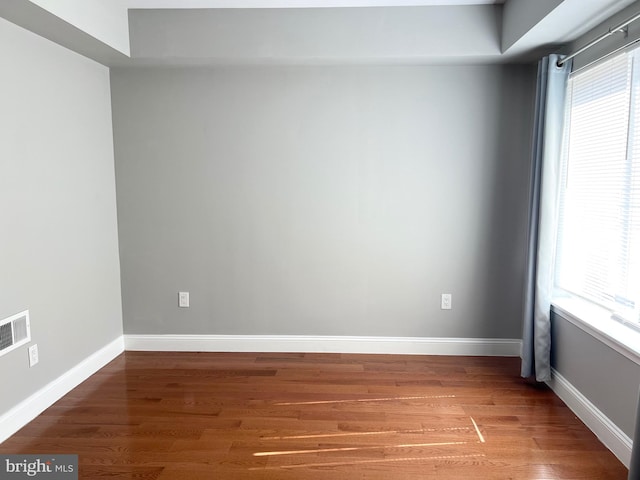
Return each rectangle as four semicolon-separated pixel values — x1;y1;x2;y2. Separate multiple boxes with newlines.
557;11;640;67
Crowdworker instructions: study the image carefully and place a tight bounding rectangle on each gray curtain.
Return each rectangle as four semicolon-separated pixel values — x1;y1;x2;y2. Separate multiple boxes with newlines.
521;54;571;382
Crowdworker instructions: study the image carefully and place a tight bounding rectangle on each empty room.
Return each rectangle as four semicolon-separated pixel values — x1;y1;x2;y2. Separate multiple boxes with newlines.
2;0;640;478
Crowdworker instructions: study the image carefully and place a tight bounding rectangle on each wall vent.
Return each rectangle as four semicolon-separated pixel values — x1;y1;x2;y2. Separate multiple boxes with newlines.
0;310;31;358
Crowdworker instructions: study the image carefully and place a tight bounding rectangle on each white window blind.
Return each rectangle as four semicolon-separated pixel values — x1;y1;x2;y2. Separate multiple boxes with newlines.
556;48;640;323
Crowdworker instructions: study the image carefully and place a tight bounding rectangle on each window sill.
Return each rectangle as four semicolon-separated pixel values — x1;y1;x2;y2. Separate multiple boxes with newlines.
552;296;640;366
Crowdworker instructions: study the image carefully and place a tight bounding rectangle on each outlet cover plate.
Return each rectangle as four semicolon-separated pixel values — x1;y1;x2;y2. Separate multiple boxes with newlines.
28;344;39;367
441;293;452;310
179;291;190;308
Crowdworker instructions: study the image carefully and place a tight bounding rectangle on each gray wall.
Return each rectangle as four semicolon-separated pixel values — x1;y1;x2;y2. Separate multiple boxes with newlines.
551;313;640;438
0;18;123;414
111;65;535;338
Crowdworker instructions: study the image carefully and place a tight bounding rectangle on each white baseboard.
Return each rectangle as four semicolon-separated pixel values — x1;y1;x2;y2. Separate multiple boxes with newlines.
0;336;124;444
124;334;522;356
548;367;632;468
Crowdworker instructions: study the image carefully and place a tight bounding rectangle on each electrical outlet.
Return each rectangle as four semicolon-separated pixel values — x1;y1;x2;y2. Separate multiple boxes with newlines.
441;293;452;310
179;291;190;308
28;344;39;367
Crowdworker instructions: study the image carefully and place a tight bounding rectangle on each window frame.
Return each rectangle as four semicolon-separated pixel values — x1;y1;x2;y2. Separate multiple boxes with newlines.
553;47;640;329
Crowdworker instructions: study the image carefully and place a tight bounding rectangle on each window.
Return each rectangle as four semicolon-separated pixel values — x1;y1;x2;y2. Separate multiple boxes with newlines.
556;49;640;325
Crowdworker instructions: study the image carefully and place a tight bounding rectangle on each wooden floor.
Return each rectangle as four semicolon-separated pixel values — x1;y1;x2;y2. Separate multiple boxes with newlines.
0;352;628;479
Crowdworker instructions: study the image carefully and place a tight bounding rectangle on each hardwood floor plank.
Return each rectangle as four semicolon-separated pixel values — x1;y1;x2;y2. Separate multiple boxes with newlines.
0;352;627;479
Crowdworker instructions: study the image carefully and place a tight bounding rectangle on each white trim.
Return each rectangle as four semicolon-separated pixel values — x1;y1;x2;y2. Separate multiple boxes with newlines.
124;334;521;356
547;367;632;468
0;336;124;444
